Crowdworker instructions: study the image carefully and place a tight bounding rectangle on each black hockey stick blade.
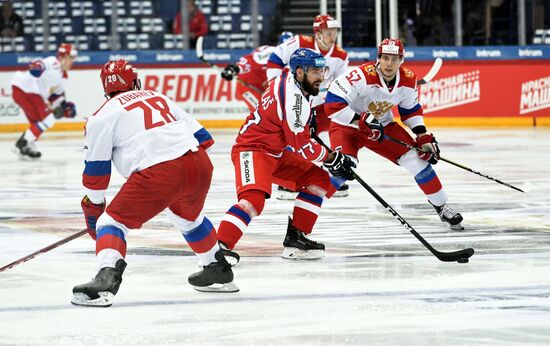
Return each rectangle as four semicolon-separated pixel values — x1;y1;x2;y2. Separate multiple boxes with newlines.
417;58;442;85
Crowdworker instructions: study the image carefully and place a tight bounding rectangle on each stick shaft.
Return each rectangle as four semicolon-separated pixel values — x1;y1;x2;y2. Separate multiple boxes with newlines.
0;229;88;273
384;135;524;193
311;133;474;262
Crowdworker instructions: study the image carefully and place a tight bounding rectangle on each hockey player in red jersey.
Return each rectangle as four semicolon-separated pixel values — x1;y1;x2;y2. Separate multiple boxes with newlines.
10;43;78;159
267;15;351;198
325;38;464;230
220;32;294;112
216;48;356;262
72;60;238;307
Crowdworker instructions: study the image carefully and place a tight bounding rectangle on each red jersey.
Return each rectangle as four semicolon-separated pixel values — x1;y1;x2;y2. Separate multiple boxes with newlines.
236;45;275;92
233;72;329;163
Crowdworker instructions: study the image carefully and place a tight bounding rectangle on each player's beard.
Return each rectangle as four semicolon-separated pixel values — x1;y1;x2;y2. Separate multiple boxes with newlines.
302;77;320;96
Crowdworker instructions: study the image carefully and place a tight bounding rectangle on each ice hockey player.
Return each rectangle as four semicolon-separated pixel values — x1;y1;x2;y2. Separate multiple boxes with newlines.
220;31;294;112
72;59;238;307
325;38;464;230
10;43;78;159
215;48;356;263
267;15;350;199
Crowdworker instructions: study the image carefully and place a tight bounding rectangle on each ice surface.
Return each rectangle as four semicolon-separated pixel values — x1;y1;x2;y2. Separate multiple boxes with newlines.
1;128;549;345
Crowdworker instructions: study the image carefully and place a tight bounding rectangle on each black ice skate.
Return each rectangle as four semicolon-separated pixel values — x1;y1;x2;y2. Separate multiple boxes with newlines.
281;217;325;260
431;202;464;230
188;250;239;293
71;259;127;307
275;185;298;200
333;183;350;198
14;135;41;159
218;241;240;266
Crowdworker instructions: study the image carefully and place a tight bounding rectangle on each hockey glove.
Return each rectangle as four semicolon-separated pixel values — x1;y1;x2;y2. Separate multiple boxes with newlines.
81;196;106;240
358;113;384;142
323;151;356;181
62;101;77;118
221;64;240;81
416;133;440;164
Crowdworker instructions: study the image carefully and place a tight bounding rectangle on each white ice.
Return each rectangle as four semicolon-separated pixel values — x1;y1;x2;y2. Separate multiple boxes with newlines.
1;128;549;345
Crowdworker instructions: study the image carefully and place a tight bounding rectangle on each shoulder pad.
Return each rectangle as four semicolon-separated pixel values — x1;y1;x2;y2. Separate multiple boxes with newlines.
398;66;417;88
360;63;380;85
332;45;348;60
298;35;315;49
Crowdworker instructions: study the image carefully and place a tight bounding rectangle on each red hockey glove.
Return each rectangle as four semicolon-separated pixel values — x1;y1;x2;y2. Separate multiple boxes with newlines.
416;133;440;164
358;113;384;142
81;196;105;240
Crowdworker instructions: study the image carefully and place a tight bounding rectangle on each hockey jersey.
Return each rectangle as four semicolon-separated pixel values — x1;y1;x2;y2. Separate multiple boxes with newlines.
266;35;348;108
236;45;275;92
83;90;214;203
233;72;328;163
10;56;66;103
325;63;424;130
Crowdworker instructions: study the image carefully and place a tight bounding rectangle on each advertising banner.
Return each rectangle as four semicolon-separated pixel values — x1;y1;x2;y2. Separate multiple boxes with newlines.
1;60;549;131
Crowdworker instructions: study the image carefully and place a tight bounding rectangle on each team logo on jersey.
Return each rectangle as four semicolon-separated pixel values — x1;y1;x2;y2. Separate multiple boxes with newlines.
292;94;303;128
402;68;414;79
367;100;394;119
362;64;377;76
240;151;255;185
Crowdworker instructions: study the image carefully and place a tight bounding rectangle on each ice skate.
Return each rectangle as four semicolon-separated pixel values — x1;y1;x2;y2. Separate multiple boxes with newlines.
431;202;464;230
14;135;41;159
281;217;325;260
188;250;239;293
332;183;349;197
71;259;127;307
218;241;240;266
275;185;299;200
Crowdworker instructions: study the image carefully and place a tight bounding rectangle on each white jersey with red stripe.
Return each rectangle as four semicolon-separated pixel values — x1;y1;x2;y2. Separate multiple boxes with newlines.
83;90;214;203
325;63;424;130
10;56;65;102
233;72;328;163
266;35;348;108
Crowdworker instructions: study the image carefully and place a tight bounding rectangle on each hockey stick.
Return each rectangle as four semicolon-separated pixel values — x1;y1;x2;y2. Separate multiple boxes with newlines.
311;133;474;262
417;57;442;85
383;135;524;193
0;229;88;273
195;36;264;94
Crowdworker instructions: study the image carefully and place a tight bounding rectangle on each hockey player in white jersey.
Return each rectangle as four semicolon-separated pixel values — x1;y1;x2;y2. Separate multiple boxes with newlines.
325;38;464;230
267;14;350;198
72;60;238;307
10;43;78;159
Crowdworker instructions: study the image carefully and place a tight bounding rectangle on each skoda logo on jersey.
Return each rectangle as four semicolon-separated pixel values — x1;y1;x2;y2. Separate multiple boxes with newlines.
292;94;303;128
240;151;255;185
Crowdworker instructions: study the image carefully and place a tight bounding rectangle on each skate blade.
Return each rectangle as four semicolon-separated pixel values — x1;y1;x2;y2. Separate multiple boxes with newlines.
450;222;465;231
71;292;114;307
192;282;239;293
12;147;39;161
275;191;299;200
332;190;349;198
281;248;324;260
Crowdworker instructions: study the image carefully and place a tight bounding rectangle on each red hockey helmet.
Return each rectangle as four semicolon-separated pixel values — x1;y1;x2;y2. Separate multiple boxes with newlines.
313;14;340;33
377;38;405;58
100;60;140;96
57;43;78;58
